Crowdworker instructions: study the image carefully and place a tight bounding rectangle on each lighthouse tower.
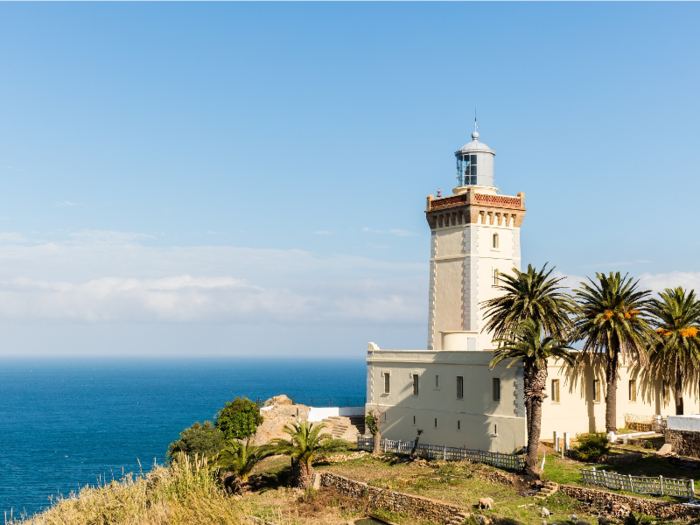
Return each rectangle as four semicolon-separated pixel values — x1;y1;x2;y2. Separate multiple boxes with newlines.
425;131;526;351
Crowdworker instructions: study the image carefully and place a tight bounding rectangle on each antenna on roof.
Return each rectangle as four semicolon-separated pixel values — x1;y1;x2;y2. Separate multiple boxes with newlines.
474;108;478;132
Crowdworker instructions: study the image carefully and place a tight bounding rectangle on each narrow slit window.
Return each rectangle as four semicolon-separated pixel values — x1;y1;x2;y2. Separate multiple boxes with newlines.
593;379;601;403
493;269;499;287
412;374;419;396
435;375;439;389
551;379;560;403
629;379;637;402
457;420;461;430
493;233;499;249
662;381;669;403
383;373;390;394
493;423;498;436
413;415;416;425
492;378;501;402
434;418;438;428
457;376;464;400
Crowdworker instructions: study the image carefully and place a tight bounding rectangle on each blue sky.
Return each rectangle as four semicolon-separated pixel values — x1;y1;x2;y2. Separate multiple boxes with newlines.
0;3;698;357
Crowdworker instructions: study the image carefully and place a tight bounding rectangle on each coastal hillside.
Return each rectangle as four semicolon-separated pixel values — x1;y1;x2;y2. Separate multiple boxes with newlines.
9;456;243;525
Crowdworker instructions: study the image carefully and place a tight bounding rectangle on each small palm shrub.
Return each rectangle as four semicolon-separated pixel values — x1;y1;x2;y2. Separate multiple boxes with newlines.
574;432;611;462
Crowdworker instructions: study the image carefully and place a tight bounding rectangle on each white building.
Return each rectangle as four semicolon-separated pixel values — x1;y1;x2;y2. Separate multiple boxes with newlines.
365;130;695;453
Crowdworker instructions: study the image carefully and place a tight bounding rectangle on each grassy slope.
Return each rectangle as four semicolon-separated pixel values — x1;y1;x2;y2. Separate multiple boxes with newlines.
542;447;700;499
11;457;244;525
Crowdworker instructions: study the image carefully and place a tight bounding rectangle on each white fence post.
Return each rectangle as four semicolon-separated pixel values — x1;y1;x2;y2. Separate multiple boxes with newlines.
660;475;664;496
563;432;570;452
553;431;560;452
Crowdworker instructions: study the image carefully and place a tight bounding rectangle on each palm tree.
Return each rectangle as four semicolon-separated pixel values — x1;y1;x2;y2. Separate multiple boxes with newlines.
648;287;700;415
269;421;348;488
482;263;575;447
490;319;574;476
211;439;275;494
574;272;652;432
482;263;576;340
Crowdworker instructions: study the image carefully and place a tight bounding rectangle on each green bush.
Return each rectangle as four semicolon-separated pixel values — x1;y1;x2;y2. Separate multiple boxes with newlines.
167;421;224;461
574;432;611;462
215;397;264;440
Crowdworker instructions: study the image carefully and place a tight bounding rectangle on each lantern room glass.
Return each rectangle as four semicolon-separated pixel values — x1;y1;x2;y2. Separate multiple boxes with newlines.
456;154;478;186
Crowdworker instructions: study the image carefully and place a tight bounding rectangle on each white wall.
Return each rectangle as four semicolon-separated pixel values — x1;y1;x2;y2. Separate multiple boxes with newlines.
307;406;365;422
665;415;700;432
366;348;526;453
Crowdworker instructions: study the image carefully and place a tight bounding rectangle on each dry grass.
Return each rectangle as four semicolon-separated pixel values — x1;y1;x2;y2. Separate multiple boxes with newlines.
9;456;244;525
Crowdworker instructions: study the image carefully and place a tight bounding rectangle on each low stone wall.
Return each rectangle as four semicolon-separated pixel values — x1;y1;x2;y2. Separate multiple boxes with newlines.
560;484;700;520
665;429;700;458
320;472;468;524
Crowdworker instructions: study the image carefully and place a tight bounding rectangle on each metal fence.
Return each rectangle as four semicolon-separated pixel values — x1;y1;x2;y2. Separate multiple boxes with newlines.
580;468;695;499
357;436;525;471
254;396;366;407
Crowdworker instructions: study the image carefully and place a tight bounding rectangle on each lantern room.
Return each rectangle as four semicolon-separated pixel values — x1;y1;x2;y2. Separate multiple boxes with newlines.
455;131;496;189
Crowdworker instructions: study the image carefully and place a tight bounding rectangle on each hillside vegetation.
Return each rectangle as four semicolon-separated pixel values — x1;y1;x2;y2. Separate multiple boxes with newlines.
9;456;244;525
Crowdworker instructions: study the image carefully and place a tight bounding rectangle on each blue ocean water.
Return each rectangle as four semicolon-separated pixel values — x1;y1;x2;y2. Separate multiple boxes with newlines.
0;358;366;517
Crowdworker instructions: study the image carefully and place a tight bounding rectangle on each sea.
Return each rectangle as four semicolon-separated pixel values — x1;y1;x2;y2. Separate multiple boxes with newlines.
0;358;366;517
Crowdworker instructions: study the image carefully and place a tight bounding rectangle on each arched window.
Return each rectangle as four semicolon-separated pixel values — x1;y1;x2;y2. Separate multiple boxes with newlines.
492;233;499;249
493;269;499;287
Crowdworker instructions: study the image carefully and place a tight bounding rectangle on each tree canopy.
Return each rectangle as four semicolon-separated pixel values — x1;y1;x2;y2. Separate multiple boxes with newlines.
167;421;224;462
215;397;265;440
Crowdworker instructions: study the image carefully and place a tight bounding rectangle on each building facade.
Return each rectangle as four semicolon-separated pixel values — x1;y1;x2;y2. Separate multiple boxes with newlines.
365;130;695;453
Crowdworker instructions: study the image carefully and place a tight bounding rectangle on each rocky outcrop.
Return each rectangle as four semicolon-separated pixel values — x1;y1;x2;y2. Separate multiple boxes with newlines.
253;396;310;446
253;395;364;446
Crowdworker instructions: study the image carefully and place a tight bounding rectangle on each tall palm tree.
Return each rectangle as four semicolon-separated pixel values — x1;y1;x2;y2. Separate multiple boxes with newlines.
482;263;576;340
211;439;275;493
574;272;652;432
269;421;348;489
648;287;700;415
490;319;575;476
482;263;576;445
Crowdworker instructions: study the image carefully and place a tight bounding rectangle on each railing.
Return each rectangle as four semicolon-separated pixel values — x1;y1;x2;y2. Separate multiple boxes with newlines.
623;414;667;433
474;193;522;209
256;396;366;407
580;468;695;499
357;436;525;471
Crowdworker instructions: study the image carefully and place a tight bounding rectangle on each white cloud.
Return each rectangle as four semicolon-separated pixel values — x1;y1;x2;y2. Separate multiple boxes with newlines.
67;230;156;244
0;232;31;244
0;232;426;327
553;270;700;296
638;271;700;294
55;201;78;207
313;230;332;235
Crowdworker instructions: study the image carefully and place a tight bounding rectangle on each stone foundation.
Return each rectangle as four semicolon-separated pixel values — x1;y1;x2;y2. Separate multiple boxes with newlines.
320;472;469;524
560;484;700;520
665;429;700;458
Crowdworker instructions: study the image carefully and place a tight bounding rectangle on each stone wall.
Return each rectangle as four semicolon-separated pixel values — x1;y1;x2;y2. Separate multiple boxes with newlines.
559;484;700;520
665;429;700;458
320;472;468;525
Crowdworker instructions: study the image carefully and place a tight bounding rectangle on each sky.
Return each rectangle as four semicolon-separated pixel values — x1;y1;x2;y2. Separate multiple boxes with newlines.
0;3;699;357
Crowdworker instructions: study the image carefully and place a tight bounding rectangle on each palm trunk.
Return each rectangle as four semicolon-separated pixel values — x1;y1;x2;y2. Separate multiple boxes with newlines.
605;352;619;432
525;363;547;477
675;366;684;415
527;395;544;476
296;462;314;489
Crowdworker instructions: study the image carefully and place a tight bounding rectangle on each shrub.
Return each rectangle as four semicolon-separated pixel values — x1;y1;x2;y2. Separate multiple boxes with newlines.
215;397;264;440
167;421;224;462
574;432;611;462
